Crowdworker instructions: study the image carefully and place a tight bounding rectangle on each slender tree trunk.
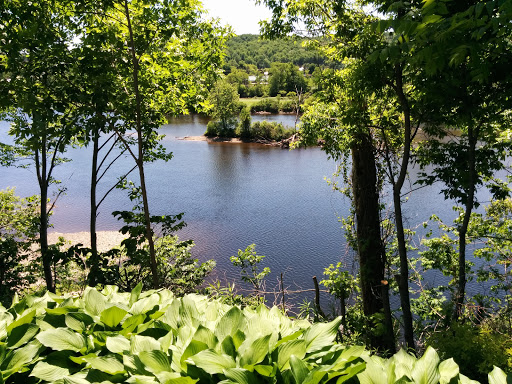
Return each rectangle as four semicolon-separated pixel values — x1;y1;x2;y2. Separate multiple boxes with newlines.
455;126;477;319
88;131;99;286
37;132;54;293
351;131;395;354
392;66;415;352
124;0;159;289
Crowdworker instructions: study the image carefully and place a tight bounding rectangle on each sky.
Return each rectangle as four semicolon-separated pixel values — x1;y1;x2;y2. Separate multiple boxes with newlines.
200;0;272;35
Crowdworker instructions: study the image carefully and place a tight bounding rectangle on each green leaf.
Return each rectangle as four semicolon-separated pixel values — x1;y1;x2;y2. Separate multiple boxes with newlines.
65;312;94;333
290;355;309;383
186;350;236;374
276;340;306;370
101;306;128;328
215;307;244;342
139;350;171;373
489;366;510;384
6;309;35;333
106;335;131;354
84;354;125;375
130;282;143;307
411;347;440;384
2;340;41;373
303;317;341;353
7;323;39;349
254;365;275;377
30;361;70;381
439;358;459;384
131;335;161;354
37;328;86;352
181;340;209;367
239;334;270;367
224;368;258;384
83;287;106;317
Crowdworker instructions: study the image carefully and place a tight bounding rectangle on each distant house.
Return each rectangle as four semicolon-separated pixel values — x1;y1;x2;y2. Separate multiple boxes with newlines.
248;74;269;84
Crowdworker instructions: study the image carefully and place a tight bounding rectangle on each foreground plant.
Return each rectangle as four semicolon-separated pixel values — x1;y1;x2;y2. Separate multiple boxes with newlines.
0;286;510;384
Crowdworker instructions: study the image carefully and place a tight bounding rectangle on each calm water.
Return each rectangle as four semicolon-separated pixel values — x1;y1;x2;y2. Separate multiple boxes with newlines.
0;115;497;302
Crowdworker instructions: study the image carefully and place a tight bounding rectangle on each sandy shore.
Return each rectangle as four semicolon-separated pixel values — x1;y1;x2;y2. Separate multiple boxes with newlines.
48;231;127;252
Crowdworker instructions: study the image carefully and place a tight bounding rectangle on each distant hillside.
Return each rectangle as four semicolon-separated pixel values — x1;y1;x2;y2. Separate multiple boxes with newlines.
224;34;329;70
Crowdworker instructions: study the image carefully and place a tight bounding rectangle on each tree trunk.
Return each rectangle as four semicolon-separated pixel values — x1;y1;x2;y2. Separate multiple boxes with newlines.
88;131;99;286
455;126;477;319
124;0;159;289
351;131;395;354
37;133;54;293
393;66;415;352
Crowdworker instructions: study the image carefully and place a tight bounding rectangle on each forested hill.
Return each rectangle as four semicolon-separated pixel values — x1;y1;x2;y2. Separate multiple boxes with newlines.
224;34;329;70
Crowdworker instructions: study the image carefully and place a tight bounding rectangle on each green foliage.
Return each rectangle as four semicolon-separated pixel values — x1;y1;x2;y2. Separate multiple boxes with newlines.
268;62;309;97
250;98;280;113
0;189;40;304
224;34;329;70
230;244;270;292
0;287;510;384
249;121;295;141
207;79;240;136
237;106;252;139
427;322;512;383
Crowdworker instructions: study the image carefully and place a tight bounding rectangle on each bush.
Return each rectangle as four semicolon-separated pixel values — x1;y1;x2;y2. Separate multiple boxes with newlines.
1;287;511;384
250;120;295;141
427;321;512;382
250;98;279;113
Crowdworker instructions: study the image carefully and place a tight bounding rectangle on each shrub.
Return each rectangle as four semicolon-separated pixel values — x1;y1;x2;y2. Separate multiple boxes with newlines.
250;98;279;113
250;121;294;141
1;287;510;384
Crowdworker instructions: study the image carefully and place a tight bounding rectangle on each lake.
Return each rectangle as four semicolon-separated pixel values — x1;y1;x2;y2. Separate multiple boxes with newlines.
0;115;496;305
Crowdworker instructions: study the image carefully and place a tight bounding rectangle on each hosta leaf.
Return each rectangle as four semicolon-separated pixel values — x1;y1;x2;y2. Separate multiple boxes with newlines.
254;365;275;377
106;335;131;354
30;361;69;381
276;339;306;370
7;323;39;349
411;347;440;384
63;374;91;384
224;368;259;384
290;355;309;384
84;355;125;375
65;312;94;333
239;334;270;367
193;325;218;349
6;309;35;333
303;317;341;353
215;307;244;343
303;369;327;384
439;358;459;384
101;306;128;328
181;340;209;368
139;350;171;373
126;375;159;383
37;328;86;352
121;314;146;334
358;356;386;384
130;335;161;354
186;350;236;374
393;348;415;380
157;373;199;384
489;366;509;384
83;287;106;317
130;282;143;307
2;340;41;372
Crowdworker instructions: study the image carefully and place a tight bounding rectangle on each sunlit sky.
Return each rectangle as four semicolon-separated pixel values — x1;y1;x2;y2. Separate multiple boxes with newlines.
201;0;272;35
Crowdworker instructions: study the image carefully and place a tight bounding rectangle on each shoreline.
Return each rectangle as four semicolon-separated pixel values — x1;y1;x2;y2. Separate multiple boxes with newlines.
48;231;127;252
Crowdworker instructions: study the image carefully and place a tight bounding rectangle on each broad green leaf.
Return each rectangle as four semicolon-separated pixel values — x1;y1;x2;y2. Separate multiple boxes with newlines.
303;317;341;353
393;348;415;380
411;347;440;384
2;340;41;372
84;355;125;375
290;355;309;384
7;323;39;349
101;306;128;328
439;358;459;384
303;369;327;384
6;309;35;333
126;375;158;383
181;340;209;368
186;350;236;374
65;312;94;333
130;282;143;307
276;340;306;370
254;365;275;377
239;334;270;367
63;374;91;384
224;368;258;384
139;350;171;373
106;335;130;354
83;287;106;317
30;361;69;381
122;314;146;334
489;366;510;384
157;373;199;384
215;307;244;342
130;335;161;354
37;328;86;352
193;325;218;349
